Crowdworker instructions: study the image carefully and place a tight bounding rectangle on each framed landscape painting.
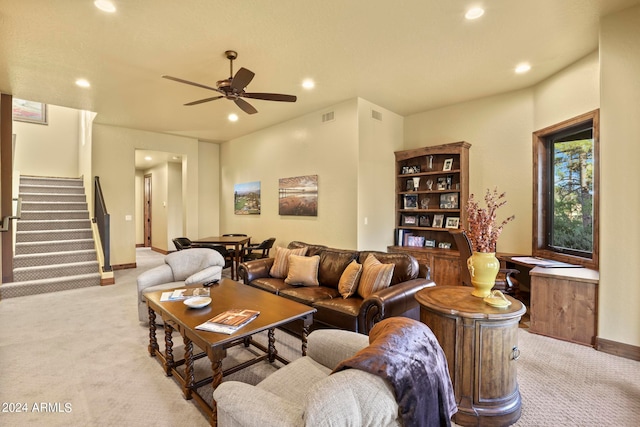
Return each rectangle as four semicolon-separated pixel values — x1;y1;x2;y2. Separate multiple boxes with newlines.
279;175;318;216
12;98;48;125
234;181;261;214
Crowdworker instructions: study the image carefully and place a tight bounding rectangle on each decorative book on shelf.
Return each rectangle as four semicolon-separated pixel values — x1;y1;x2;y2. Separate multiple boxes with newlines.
196;308;260;334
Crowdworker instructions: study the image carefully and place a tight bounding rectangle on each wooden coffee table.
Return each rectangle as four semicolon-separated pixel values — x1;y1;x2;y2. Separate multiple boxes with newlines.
144;279;315;426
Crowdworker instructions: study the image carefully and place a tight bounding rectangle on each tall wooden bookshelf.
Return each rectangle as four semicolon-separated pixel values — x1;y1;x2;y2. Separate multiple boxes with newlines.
388;142;471;286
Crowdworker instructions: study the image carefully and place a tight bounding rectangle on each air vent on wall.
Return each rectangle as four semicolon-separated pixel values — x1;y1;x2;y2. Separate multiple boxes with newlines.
371;109;383;121
322;111;335;123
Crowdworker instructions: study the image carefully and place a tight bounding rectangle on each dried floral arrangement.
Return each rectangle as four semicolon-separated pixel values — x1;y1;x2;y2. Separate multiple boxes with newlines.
465;188;515;252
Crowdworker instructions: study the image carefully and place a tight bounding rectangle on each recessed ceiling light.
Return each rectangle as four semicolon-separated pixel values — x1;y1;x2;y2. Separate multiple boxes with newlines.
465;7;484;20
75;79;90;88
302;79;315;89
515;63;531;74
94;0;116;13
228;113;239;122
144;156;152;161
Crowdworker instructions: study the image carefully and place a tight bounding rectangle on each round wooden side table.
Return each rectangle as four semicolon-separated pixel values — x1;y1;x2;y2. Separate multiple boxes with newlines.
415;286;526;427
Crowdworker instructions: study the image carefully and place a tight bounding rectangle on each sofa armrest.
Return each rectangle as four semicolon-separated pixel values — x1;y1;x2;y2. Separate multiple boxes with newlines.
358;278;435;334
238;258;275;283
306;329;369;370
137;264;174;297
214;381;303;427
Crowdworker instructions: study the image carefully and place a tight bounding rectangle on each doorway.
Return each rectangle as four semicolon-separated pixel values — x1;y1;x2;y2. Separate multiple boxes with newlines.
144;174;151;247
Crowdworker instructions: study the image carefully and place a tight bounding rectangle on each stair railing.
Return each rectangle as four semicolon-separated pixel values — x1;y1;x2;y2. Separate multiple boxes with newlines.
0;197;21;232
93;176;112;272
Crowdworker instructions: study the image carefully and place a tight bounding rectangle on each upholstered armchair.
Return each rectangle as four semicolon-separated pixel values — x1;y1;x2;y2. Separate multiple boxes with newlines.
213;317;457;427
136;248;226;323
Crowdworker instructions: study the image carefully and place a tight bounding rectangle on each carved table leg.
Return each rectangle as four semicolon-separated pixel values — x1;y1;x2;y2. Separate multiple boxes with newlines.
301;324;310;356
147;306;159;357
211;357;223;426
164;322;174;376
267;328;277;363
183;335;194;400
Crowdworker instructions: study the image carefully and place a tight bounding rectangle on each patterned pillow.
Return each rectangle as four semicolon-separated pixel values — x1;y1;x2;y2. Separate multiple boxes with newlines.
269;246;308;278
338;260;362;298
357;254;395;298
285;255;320;286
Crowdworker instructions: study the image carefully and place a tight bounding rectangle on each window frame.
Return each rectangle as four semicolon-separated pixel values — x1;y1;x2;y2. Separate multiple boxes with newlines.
532;110;599;269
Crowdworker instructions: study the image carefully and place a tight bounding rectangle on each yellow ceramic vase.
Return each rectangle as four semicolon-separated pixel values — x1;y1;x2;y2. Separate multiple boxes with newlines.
467;251;500;298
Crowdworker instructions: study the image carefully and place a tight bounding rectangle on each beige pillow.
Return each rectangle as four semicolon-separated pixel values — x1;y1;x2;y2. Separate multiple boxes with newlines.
270;246;308;278
357;254;395;298
285;255;320;286
338;260;362;298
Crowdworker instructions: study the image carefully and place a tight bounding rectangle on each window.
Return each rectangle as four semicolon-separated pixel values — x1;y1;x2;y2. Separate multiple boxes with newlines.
533;110;599;269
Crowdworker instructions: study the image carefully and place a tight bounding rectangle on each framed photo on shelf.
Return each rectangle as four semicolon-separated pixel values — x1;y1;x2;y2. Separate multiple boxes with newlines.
424;239;436;248
439;193;459;209
407;235;426;247
438;242;452;249
432;214;444;228
401;165;421;175
402;214;417;226
445;217;460;229
436;177;448;190
419;215;431;227
443;158;454;171
403;194;418;209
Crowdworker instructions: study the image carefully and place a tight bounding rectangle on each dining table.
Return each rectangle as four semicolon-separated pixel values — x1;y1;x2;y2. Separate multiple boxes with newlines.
193;235;251;280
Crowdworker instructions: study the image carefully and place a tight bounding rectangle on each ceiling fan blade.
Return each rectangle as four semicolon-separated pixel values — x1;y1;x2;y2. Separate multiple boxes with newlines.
162;75;220;92
184;96;224;106
234;98;258;114
243;92;297;102
231;67;255;91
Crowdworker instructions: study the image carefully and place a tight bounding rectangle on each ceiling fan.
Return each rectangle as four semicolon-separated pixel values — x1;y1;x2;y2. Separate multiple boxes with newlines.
162;50;297;115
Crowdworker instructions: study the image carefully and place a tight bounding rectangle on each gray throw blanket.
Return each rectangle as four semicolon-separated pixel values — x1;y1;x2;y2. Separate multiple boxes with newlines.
332;317;457;427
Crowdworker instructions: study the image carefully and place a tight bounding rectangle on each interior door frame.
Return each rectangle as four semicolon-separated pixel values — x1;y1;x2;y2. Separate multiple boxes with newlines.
144;173;152;248
1;94;14;283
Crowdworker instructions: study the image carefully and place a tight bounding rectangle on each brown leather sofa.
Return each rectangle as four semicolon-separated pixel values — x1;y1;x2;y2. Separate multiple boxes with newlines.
237;241;434;334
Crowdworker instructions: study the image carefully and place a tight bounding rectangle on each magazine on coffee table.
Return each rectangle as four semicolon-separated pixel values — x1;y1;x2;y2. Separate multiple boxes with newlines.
196;309;260;334
160;288;208;301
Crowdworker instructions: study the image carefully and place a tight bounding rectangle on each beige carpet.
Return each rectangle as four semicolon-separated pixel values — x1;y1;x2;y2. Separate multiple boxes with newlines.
0;248;638;426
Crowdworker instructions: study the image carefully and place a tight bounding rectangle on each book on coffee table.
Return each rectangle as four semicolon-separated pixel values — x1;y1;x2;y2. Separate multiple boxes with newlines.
196;309;260;334
160;288;208;302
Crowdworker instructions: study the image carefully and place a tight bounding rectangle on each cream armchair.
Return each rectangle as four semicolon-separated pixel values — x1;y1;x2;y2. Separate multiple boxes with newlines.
213;329;401;427
137;248;225;322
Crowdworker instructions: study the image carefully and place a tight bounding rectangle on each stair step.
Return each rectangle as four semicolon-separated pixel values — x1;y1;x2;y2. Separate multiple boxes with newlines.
19;210;91;220
16;229;94;243
19;193;87;203
19;184;85;195
20;201;89;211
16;219;92;231
20;176;83;187
15;239;96;255
13;250;97;268
0;274;101;299
13;261;100;281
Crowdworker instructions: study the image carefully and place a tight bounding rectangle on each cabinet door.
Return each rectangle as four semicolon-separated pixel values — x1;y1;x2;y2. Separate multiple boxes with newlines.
432;253;460;286
476;319;519;405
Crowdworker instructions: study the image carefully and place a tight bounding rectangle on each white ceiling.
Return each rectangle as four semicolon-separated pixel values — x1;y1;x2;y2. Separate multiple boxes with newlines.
2;0;639;143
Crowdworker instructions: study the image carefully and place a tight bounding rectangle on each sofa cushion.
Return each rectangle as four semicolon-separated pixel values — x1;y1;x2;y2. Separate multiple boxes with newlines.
165;248;225;281
338;260;362;298
358;251;418;285
270;246;308;278
357;254;395;298
279;286;340;305
317;249;358;290
250;277;293;295
285;255;320;286
313;297;362;331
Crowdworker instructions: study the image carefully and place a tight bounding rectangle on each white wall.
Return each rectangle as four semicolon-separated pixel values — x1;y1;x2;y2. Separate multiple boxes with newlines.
167;162;183;250
404;89;535;254
13;104;80;177
196;141;220;238
220;99;361;250
599;5;640;347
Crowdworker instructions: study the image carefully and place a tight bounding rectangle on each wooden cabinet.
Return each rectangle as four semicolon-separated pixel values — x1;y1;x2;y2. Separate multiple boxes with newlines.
391;142;470;286
416;286;526;427
529;267;599;346
387;246;461;286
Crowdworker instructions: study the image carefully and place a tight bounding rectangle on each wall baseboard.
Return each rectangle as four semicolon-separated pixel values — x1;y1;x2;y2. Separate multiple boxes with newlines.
100;277;115;286
112;263;137;270
595;337;640;361
151;246;169;255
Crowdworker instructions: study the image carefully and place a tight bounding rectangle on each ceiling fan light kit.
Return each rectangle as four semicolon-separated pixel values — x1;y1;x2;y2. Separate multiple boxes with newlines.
162;50;297;115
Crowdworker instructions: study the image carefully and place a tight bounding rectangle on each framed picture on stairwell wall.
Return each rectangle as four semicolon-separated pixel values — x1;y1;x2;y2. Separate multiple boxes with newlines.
12;98;48;125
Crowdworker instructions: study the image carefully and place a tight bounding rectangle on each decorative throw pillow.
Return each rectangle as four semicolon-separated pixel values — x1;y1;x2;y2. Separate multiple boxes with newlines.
338;260;362;298
357;254;395;298
285;255;320;286
269;246;308;278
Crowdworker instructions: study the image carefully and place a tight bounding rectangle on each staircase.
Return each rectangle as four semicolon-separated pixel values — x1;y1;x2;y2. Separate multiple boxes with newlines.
0;176;101;299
